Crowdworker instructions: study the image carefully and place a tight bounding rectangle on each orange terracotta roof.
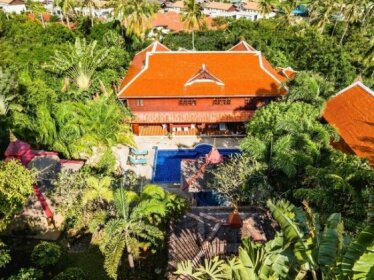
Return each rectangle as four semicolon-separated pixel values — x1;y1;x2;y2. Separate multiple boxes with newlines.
119;41;170;90
206;2;235;11
323;81;374;164
130;110;254;123
151;11;214;32
118;41;286;98
230;40;257;51
277;67;297;79
244;1;260;11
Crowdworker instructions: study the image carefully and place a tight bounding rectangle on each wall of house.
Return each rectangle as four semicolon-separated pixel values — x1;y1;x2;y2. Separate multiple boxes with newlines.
126;97;274;112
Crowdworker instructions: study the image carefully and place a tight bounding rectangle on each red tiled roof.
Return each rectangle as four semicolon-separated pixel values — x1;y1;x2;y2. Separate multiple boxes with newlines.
130;110;254;123
244;1;260;11
206;2;235;11
118;41;287;98
119;41;170;90
151;11;214;32
323;81;374;164
230;40;257;51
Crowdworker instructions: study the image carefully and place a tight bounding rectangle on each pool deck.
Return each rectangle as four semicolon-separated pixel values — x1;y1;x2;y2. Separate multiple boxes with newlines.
115;136;242;183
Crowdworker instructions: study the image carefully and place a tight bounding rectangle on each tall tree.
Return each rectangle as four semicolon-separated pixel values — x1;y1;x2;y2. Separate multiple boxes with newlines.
82;0;99;27
112;0;156;39
99;187;166;278
340;0;366;44
181;0;205;50
257;0;274;17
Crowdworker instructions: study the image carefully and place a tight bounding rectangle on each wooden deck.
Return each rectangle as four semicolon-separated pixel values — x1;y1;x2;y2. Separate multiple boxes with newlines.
139;126;199;136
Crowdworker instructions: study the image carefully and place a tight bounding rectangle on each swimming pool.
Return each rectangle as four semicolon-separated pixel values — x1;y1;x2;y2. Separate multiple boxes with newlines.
152;144;240;184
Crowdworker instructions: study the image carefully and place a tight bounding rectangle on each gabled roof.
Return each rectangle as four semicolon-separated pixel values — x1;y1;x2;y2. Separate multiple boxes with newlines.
151;11;215;32
119;41;170;90
277;66;297;79
323;81;374;164
185;64;224;86
229;40;257;51
118;41;287;98
0;0;24;5
243;1;260;11
206;2;235;11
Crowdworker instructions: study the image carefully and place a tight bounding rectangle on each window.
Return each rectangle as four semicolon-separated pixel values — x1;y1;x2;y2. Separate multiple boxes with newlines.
136;99;144;106
213;97;231;105
179;98;196;106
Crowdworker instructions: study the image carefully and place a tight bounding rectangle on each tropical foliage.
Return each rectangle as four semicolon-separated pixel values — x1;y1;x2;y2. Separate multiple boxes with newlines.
0;160;35;231
31;242;62;268
175;198;374;279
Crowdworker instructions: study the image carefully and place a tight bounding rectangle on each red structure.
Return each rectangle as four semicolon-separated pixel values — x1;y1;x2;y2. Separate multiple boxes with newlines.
323;81;374;165
117;41;293;136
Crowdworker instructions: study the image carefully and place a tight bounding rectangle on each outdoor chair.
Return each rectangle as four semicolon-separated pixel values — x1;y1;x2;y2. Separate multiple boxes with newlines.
129;156;147;165
130;148;148;156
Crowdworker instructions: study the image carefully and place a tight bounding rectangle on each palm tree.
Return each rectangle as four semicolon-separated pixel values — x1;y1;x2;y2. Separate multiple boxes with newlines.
51;96;134;158
181;0;205;50
257;0;274;17
309;0;339;33
339;0;366;44
46;38;110;91
82;176;113;205
99;186;166;278
82;0;98;27
112;0;156;39
55;0;76;29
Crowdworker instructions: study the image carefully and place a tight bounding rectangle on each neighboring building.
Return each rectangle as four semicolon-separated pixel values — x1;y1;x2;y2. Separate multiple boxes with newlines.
164;0;270;20
0;0;26;14
117;40;292;136
150;11;215;36
323;81;374;165
204;1;236;17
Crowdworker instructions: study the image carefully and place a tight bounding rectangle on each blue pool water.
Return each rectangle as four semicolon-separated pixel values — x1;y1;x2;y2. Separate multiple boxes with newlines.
152;144;240;184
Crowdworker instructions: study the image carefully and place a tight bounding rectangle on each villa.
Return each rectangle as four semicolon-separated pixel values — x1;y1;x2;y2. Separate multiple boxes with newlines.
117;40;293;136
164;0;269;20
323;81;374;165
0;0;26;14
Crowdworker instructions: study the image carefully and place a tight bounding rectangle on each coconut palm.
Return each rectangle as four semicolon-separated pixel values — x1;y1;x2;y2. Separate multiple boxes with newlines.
339;0;366;44
181;0;205;50
257;0;274;17
51;96;134;158
82;0;99;27
309;0;339;33
46;38;110;91
99;186;166;278
112;0;156;39
54;0;76;28
82;176;113;206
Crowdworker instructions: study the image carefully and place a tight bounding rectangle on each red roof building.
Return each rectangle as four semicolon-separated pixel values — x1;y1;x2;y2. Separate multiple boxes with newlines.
118;41;291;136
151;11;215;33
323;81;374;164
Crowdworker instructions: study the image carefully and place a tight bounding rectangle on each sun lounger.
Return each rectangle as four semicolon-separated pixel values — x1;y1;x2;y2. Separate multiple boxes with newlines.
129;156;147;165
130;148;148;156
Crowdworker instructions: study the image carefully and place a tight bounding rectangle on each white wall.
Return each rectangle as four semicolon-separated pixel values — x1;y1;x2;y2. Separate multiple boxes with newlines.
0;4;26;14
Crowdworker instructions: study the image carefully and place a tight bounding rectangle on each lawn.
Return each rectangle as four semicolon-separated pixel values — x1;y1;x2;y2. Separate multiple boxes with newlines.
59;245;111;280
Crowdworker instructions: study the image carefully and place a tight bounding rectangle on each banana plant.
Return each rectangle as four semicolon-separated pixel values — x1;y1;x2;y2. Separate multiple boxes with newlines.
339;193;374;280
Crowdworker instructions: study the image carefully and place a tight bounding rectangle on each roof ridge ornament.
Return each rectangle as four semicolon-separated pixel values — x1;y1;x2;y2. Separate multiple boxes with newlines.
185;64;224;86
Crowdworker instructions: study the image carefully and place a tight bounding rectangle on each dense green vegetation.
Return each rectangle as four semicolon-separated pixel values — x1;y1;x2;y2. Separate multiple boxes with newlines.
0;0;373;278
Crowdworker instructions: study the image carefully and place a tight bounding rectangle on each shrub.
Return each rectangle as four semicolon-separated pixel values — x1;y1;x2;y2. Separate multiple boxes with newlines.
8;267;43;280
31;242;61;268
52;267;86;280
